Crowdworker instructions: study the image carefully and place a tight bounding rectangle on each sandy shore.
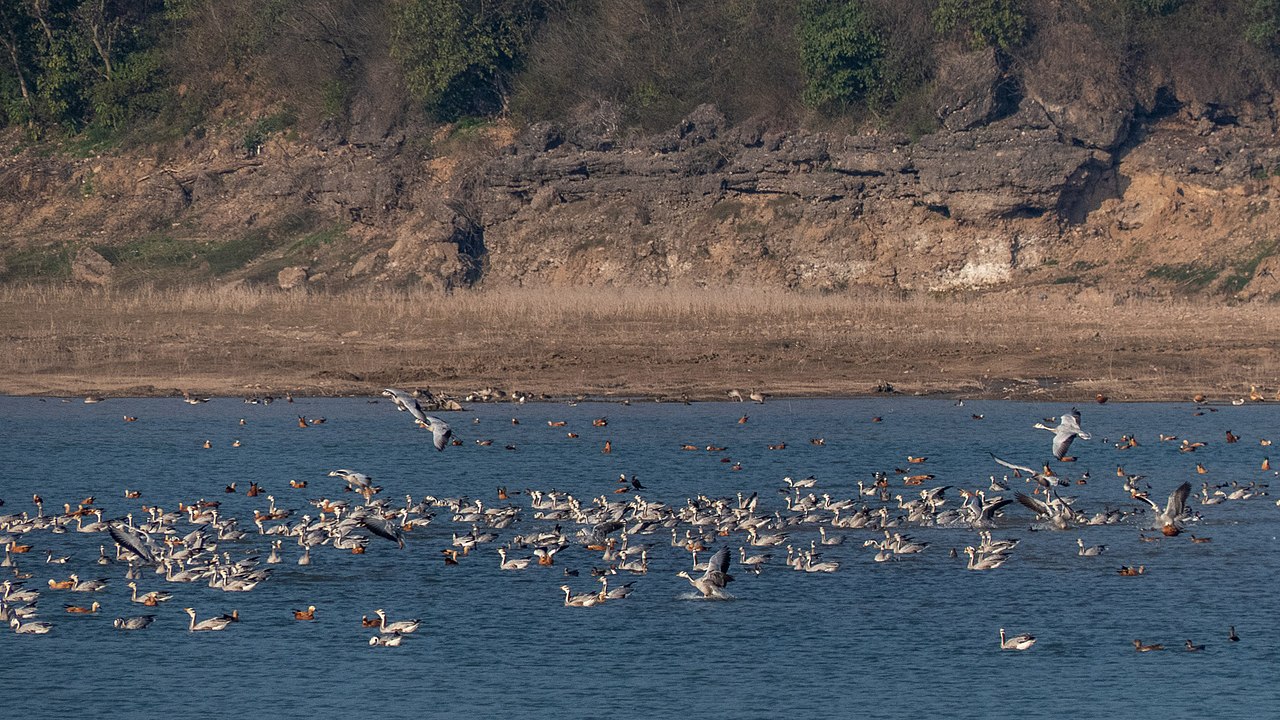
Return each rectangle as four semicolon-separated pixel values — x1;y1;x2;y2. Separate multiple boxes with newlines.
2;285;1278;403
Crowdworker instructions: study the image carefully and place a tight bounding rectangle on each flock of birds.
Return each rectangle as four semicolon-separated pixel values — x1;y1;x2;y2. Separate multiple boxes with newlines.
2;388;1274;655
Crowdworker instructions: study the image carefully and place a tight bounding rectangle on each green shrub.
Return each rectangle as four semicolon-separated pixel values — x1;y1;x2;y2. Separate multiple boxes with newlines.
798;0;886;113
931;0;1028;51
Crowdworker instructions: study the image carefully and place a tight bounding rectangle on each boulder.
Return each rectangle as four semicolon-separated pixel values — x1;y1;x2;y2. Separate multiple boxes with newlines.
277;266;309;289
71;247;113;285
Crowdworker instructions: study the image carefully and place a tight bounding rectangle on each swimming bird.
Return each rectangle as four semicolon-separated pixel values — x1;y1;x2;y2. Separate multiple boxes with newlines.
113;615;155;630
1034;408;1091;461
497;547;531;570
1185;639;1205;652
676;546;734;598
10;617;52;634
67;574;107;592
184;607;234;632
373;608;420;634
292;605;316;621
1133;639;1164;652
65;601;101;614
369;633;404;647
560;584;602;607
999;628;1036;650
1228;626;1239;642
1076;538;1107;557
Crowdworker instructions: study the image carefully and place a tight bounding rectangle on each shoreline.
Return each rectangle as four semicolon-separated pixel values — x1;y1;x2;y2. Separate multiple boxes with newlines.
2;285;1278;404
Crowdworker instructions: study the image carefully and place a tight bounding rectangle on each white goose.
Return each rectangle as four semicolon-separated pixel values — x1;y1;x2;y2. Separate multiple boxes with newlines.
999;628;1036;650
374;608;420;634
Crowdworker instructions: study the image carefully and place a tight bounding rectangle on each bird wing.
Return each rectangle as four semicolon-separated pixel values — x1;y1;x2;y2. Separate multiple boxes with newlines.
359;514;405;548
1015;492;1050;516
706;546;731;576
991;454;1037;476
979;497;1014;520
108;523;154;563
1052;430;1077;460
423;416;452;451
1165;481;1192;520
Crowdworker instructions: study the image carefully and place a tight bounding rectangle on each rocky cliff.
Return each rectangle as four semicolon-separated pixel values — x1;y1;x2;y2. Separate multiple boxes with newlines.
3;91;1280;300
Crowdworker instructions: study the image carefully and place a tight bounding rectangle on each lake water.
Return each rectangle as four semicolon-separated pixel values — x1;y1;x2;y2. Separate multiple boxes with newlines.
1;396;1277;719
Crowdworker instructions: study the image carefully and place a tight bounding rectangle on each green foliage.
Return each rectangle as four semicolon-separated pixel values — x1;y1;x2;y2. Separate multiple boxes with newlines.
1;245;71;281
931;0;1028;51
390;0;545;119
242;110;297;155
1246;0;1280;50
1145;262;1220;290
798;0;886;113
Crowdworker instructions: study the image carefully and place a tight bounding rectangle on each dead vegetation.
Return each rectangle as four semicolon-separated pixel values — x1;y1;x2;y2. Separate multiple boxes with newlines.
1;284;1277;402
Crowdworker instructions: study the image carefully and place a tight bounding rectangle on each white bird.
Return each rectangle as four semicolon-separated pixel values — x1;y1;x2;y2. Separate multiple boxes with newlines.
10;617;52;634
418;415;453;451
999;628;1036;650
1131;481;1193;530
497;547;531;570
560;584;602;607
676;546;734;598
113;615;156;630
374;608;420;634
1076;538;1107;557
382;388;427;423
370;633;404;647
184;607;234;632
1034;408;1091;461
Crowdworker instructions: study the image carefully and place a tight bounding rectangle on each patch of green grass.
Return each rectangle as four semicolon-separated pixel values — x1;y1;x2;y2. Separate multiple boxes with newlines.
1220;239;1278;294
1070;260;1101;271
1;245;71;280
288;224;345;254
107;233;198;268
204;232;276;274
1052;274;1081;284
1146;263;1220;290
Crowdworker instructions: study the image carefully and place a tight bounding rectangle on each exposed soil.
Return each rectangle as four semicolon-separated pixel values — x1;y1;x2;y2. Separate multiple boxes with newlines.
2;287;1277;403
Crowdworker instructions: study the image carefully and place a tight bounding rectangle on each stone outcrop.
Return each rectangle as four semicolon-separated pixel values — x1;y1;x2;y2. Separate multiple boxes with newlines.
2;90;1280;299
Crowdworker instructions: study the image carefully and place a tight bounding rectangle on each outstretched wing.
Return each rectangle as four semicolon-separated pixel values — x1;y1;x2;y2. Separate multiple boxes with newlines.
990;453;1037;476
1015;492;1050;517
358;513;405;549
1052;430;1077;460
423;416;452;451
108;523;154;563
384;388;428;424
707;546;730;576
1165;481;1192;520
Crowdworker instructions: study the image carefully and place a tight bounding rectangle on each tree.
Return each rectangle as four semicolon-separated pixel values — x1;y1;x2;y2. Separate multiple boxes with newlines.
798;0;885;114
390;0;545;118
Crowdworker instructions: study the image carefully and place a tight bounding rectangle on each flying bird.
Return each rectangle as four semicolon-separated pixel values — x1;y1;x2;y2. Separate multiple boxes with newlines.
1034;408;1091;461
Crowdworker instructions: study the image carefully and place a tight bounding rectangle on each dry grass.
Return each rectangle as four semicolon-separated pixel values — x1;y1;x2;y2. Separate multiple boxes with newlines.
1;284;1278;401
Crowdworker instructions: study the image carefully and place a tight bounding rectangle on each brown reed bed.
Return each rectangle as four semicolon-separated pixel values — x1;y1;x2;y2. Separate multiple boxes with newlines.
0;283;1277;402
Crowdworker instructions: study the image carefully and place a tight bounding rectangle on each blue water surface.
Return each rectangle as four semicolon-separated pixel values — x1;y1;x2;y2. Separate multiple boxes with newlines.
0;396;1276;720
